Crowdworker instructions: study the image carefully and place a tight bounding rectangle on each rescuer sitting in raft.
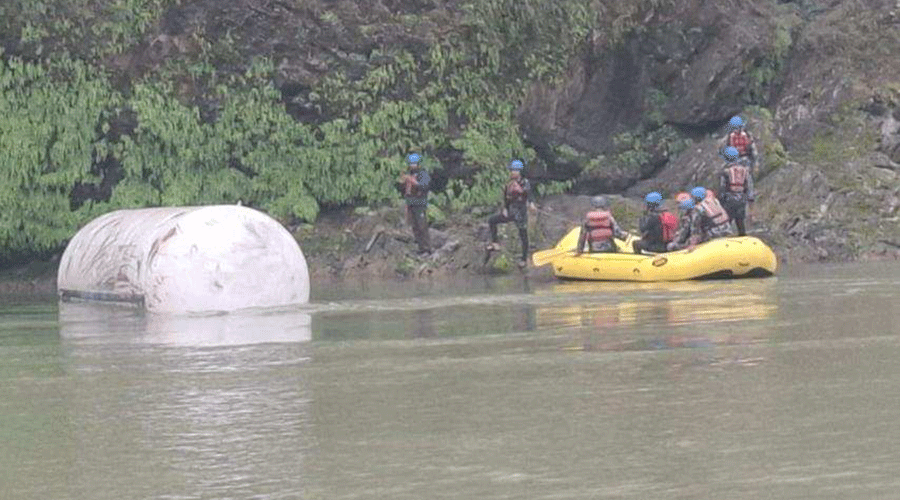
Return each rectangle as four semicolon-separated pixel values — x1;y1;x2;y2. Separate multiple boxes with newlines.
632;191;678;254
690;186;734;241
667;197;701;251
575;196;629;255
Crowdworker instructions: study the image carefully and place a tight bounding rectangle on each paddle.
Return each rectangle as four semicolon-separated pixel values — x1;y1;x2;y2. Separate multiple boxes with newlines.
531;246;578;267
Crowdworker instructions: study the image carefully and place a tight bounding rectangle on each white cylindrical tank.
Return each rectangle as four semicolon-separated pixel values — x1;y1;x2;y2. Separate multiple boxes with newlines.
57;206;310;314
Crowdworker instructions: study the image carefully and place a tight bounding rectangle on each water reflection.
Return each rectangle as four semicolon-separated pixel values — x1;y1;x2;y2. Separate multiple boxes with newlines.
535;281;776;325
47;302;315;499
58;302;311;347
534;280;778;353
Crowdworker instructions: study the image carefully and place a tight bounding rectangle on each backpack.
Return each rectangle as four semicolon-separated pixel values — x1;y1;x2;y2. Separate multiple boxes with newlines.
659;211;678;243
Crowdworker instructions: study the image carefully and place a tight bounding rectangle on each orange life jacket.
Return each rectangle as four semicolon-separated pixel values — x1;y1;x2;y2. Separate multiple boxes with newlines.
727;164;748;193
700;197;730;227
728;131;752;156
659;211;678;243
586;211;613;242
403;175;416;196
505;180;527;203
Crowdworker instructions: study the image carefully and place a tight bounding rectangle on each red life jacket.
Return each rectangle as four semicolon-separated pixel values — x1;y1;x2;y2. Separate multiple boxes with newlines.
727;164;748;193
700;197;730;227
585;210;613;242
659;211;678;243
505;180;527;203
728;131;752;156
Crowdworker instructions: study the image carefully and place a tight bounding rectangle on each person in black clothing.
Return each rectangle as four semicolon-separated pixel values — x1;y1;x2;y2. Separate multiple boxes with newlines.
632;192;675;254
486;159;536;267
398;153;431;254
718;146;756;236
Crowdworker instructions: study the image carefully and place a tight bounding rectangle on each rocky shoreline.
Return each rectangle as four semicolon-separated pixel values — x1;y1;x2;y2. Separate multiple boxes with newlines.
5;191;900;300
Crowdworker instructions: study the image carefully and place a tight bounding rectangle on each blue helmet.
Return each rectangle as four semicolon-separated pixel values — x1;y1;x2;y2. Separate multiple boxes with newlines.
690;187;707;200
644;192;663;205
723;146;739;161
679;198;695;211
407;153;421;164
508;160;524;170
728;116;744;128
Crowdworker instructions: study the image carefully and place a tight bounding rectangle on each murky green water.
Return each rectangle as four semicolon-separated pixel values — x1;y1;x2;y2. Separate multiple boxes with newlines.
3;263;900;499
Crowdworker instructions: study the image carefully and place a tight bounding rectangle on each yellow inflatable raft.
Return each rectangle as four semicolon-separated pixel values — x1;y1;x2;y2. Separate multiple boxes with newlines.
533;228;777;281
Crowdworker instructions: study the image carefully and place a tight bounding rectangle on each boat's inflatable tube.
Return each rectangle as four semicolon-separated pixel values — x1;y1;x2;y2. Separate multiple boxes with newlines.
549;227;777;281
57;206;310;313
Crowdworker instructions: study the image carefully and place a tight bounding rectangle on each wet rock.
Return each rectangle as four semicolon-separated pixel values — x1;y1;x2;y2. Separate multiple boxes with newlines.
428;228;449;249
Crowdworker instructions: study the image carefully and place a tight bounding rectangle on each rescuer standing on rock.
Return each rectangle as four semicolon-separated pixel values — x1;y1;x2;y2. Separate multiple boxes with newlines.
719;146;756;236
721;115;759;170
486;160;537;268
398;153;431;255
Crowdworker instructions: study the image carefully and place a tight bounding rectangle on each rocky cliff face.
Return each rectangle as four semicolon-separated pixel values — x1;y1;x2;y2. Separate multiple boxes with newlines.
5;0;900;269
521;0;900;262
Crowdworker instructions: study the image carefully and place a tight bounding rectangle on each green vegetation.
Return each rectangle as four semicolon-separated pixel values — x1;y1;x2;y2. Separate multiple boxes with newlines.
745;9;799;104
0;0;707;266
0;56;121;263
799;101;879;171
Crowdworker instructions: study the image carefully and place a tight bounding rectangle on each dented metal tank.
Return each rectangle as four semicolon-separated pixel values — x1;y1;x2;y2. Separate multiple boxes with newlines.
57;205;310;313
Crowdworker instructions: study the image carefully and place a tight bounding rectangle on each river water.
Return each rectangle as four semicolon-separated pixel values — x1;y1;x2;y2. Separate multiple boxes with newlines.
2;263;900;499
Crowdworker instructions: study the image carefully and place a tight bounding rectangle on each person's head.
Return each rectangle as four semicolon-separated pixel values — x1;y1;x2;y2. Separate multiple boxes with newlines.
591;195;610;210
407;153;421;170
690;186;707;202
679;198;695;212
728;115;745;131
644;191;662;209
723;146;739;162
508;159;524;178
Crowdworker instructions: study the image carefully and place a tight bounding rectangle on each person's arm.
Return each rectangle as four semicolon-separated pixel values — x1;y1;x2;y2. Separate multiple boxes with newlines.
501;185;510;214
638;214;648;236
612;217;627;240
689;213;704;245
672;222;688;246
524;179;537;211
416;170;431;191
720;169;729;195
575;225;587;255
746;171;755;202
646;214;662;242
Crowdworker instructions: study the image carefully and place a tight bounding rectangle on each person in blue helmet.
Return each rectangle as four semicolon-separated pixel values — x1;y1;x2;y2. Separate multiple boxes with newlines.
718;146;755;236
486;159;536;267
398;153;431;254
690;186;733;241
632;192;678;254
721;115;759;170
667;197;701;251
